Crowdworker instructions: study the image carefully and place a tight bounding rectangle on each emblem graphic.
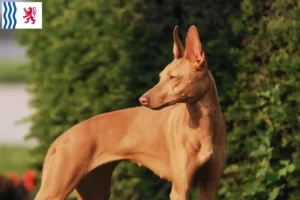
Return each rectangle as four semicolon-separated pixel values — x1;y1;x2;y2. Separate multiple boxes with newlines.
2;2;42;29
23;7;36;24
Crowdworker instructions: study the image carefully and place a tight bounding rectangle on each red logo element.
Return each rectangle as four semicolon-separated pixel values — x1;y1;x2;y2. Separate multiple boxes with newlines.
23;7;37;24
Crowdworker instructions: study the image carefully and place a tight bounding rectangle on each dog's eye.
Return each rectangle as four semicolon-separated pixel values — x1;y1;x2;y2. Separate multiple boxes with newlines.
169;75;176;80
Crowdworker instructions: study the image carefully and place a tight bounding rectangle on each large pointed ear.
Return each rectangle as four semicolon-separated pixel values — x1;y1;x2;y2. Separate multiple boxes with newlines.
173;25;184;59
184;25;206;69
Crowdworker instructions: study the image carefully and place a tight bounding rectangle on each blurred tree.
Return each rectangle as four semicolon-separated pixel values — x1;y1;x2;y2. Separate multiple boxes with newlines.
16;0;276;199
220;0;300;199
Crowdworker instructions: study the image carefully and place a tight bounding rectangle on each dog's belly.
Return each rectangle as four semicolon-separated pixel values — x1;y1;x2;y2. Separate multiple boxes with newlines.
130;154;173;182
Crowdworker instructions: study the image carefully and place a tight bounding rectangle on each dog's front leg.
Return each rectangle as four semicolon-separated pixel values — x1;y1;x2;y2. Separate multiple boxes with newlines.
169;151;197;200
198;134;214;167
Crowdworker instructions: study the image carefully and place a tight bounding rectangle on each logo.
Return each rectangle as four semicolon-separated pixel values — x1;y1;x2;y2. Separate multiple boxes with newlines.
2;2;42;29
23;7;36;24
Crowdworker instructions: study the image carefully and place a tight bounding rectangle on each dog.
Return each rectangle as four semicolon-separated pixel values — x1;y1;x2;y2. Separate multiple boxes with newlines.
34;25;227;200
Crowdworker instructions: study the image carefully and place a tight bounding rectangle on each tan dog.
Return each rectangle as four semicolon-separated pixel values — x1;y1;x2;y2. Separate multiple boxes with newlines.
35;25;227;200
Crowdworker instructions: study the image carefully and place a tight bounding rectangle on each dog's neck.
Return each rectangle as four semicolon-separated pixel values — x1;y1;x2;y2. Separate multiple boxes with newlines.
186;73;220;128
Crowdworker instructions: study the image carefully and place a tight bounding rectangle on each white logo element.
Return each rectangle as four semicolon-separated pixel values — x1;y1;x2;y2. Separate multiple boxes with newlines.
2;2;42;29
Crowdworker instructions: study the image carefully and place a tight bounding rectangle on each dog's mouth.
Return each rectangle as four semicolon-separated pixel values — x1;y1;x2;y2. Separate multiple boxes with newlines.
147;99;177;110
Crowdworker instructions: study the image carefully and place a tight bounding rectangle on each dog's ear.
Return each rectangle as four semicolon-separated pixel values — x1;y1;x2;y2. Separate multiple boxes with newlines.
184;25;206;69
173;25;184;59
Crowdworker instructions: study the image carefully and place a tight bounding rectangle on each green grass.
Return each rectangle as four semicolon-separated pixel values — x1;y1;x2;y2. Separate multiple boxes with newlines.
0;61;28;83
0;145;30;176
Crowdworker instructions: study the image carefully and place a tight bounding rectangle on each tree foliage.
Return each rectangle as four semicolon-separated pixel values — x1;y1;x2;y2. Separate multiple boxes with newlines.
18;0;299;199
220;0;300;199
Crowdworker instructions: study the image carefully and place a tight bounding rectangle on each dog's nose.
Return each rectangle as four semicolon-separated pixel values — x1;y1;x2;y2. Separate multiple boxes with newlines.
139;96;150;106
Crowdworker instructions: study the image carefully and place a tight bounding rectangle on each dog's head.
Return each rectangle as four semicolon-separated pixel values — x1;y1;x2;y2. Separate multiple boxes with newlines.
139;25;211;110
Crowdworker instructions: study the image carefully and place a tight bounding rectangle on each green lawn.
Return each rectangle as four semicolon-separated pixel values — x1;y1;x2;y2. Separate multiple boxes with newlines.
0;61;28;83
0;145;30;176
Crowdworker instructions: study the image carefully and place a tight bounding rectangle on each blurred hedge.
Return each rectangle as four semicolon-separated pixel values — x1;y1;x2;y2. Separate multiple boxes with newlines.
219;0;300;199
18;0;299;199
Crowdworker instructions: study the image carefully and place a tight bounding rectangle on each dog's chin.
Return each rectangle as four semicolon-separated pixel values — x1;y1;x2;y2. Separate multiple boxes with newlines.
147;100;177;111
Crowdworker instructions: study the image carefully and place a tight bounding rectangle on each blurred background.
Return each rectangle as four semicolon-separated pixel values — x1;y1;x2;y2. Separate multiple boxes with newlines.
1;0;38;199
0;0;299;200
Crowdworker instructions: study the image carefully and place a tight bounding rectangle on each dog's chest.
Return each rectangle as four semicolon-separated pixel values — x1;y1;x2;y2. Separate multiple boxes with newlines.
166;110;203;154
166;107;214;154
